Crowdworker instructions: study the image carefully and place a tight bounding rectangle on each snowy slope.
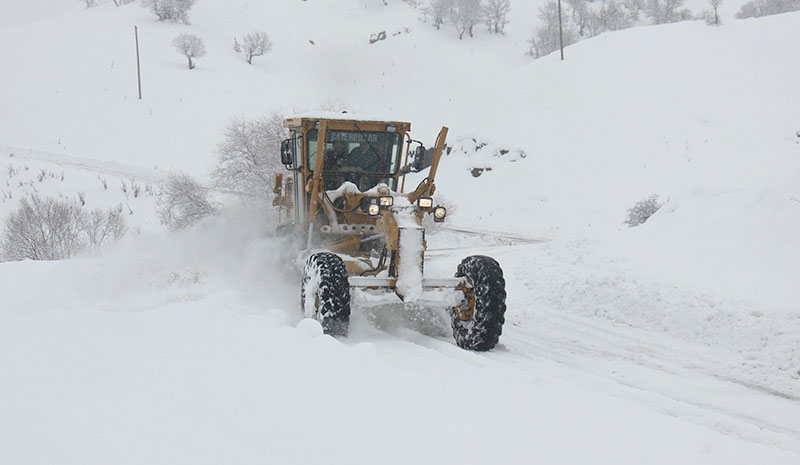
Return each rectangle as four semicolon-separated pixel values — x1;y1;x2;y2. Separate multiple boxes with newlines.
1;1;800;463
0;0;80;28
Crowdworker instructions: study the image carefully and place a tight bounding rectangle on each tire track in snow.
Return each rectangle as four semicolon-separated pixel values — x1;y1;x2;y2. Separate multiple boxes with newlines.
436;224;547;246
2;144;166;184
420;233;800;455
350;297;800;456
497;323;800;455
491;304;800;450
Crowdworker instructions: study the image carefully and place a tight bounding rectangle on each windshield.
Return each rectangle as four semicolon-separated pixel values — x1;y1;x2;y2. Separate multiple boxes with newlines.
307;129;402;176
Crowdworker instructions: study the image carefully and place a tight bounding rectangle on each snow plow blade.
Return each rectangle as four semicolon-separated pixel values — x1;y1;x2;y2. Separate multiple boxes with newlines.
348;277;467;308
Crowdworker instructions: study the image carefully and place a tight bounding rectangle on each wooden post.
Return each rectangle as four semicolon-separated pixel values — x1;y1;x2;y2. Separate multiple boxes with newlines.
135;25;142;100
557;0;564;61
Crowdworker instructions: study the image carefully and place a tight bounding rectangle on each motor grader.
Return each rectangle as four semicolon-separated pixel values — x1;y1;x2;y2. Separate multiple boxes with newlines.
273;114;506;350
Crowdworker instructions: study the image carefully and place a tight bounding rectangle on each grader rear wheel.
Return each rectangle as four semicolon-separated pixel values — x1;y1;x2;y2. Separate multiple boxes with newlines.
451;255;507;351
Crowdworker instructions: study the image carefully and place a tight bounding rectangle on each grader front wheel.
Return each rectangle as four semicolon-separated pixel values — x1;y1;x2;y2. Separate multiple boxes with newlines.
451;255;507;351
301;252;351;337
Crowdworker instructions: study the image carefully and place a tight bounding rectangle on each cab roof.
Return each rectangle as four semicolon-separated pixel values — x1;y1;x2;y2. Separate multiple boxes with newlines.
284;112;411;133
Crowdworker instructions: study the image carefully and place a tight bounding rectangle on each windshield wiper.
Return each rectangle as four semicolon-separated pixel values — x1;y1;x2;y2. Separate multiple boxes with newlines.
352;123;384;171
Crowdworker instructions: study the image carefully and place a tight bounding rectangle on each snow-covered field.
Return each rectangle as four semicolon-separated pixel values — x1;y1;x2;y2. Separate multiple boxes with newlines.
1;1;799;463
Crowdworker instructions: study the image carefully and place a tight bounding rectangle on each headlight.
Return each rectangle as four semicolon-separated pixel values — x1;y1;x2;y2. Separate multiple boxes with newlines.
433;206;447;222
418;197;433;209
379;196;394;208
368;203;380;217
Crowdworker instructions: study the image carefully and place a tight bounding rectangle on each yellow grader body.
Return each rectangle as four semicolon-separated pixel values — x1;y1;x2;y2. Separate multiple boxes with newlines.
273;115;506;350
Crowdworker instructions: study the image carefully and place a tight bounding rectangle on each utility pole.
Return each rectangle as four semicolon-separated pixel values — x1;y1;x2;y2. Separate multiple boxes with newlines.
557;0;565;60
135;25;142;100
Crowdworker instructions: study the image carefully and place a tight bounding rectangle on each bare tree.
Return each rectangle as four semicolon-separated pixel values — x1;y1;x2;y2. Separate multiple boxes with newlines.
645;0;690;24
141;0;198;24
528;1;578;58
239;31;273;65
703;0;723;24
172;33;206;69
157;173;216;230
318;98;351;112
452;0;483;39
213;113;287;199
426;0;455;29
623;0;645;19
566;0;596;37
596;0;634;32
484;0;511;34
735;0;798;18
525;0;636;54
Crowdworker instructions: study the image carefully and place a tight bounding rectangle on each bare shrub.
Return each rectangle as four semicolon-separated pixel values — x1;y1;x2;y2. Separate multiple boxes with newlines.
85;206;127;248
157;173;216;230
2;195;87;261
369;31;388;44
131;181;142;198
625;194;663;227
238;31;273;65
213;113;287;199
173;33;206;69
141;0;198;24
1;195;130;261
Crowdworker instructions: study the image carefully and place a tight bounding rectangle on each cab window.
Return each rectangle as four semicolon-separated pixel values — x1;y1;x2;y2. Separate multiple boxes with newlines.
307;129;402;176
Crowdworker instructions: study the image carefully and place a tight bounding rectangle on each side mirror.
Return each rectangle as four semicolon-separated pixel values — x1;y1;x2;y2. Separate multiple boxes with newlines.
280;139;295;166
405;145;427;173
412;146;425;172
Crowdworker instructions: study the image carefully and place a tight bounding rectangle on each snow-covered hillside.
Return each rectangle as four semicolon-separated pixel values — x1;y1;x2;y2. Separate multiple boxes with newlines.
1;1;799;463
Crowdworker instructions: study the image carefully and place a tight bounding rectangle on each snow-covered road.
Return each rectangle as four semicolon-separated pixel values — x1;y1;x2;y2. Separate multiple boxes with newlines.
2;224;799;464
426;231;800;454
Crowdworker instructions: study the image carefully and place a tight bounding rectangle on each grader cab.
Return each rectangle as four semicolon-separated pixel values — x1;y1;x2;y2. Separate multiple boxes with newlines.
273;114;506;350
